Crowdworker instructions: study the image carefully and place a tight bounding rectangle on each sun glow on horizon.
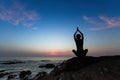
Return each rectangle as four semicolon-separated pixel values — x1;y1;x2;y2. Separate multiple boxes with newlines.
50;50;58;56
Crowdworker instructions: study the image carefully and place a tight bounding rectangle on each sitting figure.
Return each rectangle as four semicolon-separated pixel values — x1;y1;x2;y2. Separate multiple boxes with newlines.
72;27;88;57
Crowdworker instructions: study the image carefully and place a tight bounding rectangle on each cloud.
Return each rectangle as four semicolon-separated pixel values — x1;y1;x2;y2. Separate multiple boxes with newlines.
83;16;120;30
83;16;98;25
32;27;38;30
0;1;40;27
99;16;120;28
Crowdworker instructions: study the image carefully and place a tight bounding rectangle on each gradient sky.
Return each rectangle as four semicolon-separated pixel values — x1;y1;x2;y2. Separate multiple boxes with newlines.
0;0;120;57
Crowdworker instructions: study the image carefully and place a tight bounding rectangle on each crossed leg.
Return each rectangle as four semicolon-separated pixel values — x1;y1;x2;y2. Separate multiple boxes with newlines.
72;49;88;57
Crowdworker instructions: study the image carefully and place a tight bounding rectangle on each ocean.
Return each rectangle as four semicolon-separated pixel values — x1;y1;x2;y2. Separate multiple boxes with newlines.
0;56;71;80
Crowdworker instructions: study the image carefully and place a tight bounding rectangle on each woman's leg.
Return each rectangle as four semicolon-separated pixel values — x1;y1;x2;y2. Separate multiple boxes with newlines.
72;49;78;56
83;49;88;56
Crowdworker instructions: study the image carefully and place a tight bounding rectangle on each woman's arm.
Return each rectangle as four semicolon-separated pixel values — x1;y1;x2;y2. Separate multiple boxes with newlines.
74;29;77;40
77;28;84;40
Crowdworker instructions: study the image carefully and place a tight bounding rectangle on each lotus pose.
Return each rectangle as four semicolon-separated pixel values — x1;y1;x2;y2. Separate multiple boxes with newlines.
72;27;88;57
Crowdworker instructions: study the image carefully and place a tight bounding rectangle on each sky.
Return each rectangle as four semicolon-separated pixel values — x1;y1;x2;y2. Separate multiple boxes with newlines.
0;0;120;57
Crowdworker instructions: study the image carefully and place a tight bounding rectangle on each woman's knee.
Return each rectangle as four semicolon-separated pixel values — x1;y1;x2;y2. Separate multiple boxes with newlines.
85;49;88;53
72;49;76;53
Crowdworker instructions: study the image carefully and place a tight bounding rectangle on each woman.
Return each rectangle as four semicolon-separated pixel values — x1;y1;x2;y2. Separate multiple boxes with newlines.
72;27;88;57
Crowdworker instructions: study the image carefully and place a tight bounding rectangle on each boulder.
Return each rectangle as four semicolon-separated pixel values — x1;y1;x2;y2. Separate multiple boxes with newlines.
19;70;31;79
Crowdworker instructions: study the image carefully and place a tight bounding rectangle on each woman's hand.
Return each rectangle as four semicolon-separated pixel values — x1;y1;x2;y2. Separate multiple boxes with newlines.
77;27;79;31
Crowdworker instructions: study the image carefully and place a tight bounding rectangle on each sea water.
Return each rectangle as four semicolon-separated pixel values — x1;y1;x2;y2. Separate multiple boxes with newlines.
0;56;71;80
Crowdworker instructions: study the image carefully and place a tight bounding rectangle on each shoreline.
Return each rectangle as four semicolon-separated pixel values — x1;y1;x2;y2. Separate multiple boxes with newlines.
0;55;120;80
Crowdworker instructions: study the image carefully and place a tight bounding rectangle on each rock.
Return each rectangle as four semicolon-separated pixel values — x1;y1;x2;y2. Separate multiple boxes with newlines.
0;73;5;78
19;70;31;79
39;63;55;68
19;71;26;78
7;74;17;80
23;76;29;80
50;56;98;76
41;56;120;80
0;72;9;78
32;72;48;80
26;70;31;75
2;61;24;64
0;70;5;72
46;64;55;68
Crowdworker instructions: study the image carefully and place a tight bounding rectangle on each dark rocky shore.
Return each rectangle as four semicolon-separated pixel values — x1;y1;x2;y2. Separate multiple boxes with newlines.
38;55;120;80
1;55;120;80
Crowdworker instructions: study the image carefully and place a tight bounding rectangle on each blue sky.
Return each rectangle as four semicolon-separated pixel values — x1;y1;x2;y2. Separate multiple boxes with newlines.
0;0;120;56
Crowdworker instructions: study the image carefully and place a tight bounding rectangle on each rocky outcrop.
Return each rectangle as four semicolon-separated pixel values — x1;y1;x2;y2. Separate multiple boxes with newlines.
40;56;120;80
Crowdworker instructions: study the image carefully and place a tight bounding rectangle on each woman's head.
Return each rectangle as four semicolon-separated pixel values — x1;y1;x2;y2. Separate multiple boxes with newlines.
76;34;81;39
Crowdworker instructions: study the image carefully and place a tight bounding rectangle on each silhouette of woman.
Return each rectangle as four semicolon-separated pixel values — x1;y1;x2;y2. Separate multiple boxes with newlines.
72;27;88;57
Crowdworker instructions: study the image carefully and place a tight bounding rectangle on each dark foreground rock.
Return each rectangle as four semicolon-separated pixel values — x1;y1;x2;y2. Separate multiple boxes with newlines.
39;56;120;80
